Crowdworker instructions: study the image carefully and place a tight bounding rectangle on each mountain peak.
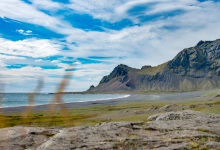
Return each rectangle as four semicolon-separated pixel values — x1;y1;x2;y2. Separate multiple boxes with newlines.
196;40;204;47
117;64;129;68
91;38;220;93
99;64;129;85
88;85;95;91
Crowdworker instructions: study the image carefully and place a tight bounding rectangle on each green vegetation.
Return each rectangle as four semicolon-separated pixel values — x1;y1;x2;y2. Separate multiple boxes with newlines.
187;136;220;150
1;89;220;128
0;110;98;128
138;62;168;75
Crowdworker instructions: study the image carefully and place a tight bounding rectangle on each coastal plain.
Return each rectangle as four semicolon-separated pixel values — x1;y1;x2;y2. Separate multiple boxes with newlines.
1;89;220;128
1;89;220;149
0;89;220;150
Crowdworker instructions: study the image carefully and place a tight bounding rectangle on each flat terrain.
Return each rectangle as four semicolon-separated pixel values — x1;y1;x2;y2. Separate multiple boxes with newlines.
1;89;220;149
1;89;220;128
2;89;211;113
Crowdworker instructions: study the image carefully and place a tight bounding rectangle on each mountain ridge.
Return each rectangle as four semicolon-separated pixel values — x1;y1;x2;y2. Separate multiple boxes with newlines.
88;39;220;93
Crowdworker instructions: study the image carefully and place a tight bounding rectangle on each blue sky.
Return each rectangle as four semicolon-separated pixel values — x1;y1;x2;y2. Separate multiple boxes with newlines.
0;0;220;92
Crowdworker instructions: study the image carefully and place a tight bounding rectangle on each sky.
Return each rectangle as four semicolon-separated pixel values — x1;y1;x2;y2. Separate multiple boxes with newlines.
0;0;220;93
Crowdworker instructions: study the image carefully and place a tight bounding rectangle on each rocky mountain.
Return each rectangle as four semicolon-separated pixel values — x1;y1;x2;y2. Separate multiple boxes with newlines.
88;39;220;92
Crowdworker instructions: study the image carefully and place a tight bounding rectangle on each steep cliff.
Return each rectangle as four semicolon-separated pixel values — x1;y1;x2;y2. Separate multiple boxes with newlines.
88;39;220;92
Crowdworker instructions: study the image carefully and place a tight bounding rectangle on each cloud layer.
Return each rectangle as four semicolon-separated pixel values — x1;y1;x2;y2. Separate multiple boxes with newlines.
0;38;61;58
0;0;220;92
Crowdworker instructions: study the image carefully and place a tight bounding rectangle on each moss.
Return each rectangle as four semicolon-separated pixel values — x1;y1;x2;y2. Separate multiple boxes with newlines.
0;112;98;128
138;62;168;75
128;135;139;139
145;127;156;131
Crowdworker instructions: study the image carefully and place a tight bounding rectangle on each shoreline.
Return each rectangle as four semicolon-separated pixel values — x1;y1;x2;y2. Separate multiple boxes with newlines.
2;95;136;113
0;94;131;109
2;90;209;113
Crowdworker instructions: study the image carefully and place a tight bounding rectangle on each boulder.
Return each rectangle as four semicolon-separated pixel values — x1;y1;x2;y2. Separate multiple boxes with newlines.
147;110;220;133
0;127;59;150
1;111;220;149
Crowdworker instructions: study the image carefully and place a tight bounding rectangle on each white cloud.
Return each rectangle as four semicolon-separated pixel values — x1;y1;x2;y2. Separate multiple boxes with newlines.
16;29;25;34
16;29;34;35
0;54;26;60
115;0;159;19
145;1;199;16
35;59;43;62
51;60;60;63
73;61;81;65
66;0;201;23
2;1;218;68
60;0;220;69
26;30;32;33
30;0;62;10
0;60;7;67
0;0;70;32
0;62;113;92
84;77;92;80
67;0;123;21
1;0;220;92
0;38;61;58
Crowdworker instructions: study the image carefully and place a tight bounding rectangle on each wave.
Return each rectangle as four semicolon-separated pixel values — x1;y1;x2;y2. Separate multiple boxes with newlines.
0;94;131;108
76;95;130;103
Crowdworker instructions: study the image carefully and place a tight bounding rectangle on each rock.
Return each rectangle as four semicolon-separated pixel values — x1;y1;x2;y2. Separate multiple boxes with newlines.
205;103;213;107
99;64;129;84
87;85;95;91
150;106;159;110
147;110;220;133
159;104;181;112
121;110;129;113
160;104;172;111
215;94;220;97
1;111;220;149
189;105;197;108
0;127;59;150
206;141;220;148
36;111;220;149
119;75;129;83
37;122;143;150
167;130;219;139
147;110;196;121
90;39;220;93
148;114;161;121
155;143;190;150
125;81;135;89
216;68;220;76
132;125;143;130
196;40;205;47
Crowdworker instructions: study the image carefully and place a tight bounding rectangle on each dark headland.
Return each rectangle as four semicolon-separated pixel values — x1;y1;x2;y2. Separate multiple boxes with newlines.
52;39;220;95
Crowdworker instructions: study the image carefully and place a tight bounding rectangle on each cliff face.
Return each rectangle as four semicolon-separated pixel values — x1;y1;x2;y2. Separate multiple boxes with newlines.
88;39;220;92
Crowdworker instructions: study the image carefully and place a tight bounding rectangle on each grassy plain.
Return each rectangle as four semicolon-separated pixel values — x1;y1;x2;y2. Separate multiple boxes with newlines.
0;89;220;128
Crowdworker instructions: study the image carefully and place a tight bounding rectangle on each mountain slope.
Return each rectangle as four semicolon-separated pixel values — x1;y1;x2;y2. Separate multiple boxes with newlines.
88;39;220;92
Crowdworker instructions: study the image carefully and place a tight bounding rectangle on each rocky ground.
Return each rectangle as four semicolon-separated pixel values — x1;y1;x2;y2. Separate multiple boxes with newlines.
90;100;219;121
1;109;220;150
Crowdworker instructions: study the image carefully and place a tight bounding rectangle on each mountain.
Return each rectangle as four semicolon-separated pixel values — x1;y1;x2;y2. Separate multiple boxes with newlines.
88;39;220;93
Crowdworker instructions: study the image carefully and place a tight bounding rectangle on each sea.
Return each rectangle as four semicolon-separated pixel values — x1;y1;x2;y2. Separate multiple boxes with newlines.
0;93;130;108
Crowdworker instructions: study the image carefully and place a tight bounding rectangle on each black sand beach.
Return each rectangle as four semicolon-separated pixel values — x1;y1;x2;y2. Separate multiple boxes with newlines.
2;90;209;113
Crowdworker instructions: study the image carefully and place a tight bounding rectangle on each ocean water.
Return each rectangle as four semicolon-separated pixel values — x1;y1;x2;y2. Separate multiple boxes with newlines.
0;93;130;108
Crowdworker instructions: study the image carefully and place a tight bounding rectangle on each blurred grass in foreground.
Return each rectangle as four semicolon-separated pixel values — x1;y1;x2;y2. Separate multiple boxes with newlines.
0;66;77;128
